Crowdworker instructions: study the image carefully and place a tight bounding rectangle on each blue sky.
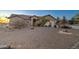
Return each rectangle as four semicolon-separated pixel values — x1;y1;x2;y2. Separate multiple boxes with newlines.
0;10;79;20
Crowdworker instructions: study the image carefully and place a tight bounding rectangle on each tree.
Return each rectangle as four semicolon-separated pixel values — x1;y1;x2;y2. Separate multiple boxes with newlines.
62;16;68;24
69;17;75;24
63;16;66;21
56;17;60;21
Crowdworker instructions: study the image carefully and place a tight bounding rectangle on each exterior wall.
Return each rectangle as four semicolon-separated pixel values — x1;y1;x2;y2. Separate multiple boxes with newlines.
30;16;38;26
30;18;34;26
44;20;55;27
50;20;55;27
8;17;28;29
44;21;51;27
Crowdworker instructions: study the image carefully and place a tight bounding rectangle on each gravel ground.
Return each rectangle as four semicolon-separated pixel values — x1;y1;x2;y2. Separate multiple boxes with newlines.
0;27;79;49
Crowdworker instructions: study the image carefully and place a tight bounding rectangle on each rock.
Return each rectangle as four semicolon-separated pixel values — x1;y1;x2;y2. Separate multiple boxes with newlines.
58;30;72;35
0;45;11;49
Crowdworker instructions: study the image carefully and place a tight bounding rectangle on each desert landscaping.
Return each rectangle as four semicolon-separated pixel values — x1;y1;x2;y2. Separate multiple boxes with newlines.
0;11;79;49
0;27;79;49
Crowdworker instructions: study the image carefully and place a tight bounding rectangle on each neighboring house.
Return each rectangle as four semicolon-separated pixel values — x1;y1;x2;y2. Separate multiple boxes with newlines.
72;14;79;24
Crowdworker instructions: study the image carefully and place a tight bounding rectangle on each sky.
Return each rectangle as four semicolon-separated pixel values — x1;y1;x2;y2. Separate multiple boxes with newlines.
0;10;79;20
